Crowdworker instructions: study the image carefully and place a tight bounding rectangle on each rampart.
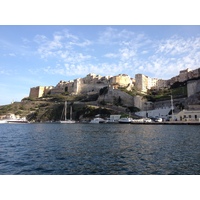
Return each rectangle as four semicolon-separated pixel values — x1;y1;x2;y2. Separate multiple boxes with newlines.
29;86;54;98
29;67;200;100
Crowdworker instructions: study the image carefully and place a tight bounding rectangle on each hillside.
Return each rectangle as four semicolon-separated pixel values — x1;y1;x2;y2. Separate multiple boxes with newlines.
1;80;200;122
0;91;136;122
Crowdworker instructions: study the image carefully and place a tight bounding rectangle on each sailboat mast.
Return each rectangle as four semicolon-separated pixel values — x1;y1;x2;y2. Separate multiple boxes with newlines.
64;101;67;121
70;106;72;120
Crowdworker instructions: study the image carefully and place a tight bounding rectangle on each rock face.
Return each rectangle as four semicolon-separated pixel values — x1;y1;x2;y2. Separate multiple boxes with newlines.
97;87;134;107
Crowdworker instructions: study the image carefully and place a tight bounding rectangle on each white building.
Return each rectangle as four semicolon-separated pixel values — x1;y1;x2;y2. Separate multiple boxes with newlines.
135;107;172;119
175;109;200;121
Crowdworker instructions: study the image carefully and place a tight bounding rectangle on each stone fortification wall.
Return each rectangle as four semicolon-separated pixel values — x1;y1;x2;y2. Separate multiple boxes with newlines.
135;68;200;92
29;67;200;102
110;74;133;89
51;81;68;95
135;74;148;92
29;86;53;98
187;79;200;97
29;87;42;98
168;68;200;86
98;87;134;107
80;83;107;94
51;74;111;95
133;95;146;110
77;74;110;94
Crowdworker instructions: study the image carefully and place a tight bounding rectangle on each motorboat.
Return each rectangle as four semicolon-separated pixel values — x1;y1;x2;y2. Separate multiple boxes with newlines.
0;114;29;124
90;117;105;123
118;117;133;123
7;118;29;124
0;120;8;124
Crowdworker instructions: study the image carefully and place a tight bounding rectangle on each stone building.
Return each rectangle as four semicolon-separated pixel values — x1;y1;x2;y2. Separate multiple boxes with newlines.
29;67;200;100
189;68;200;79
29;86;54;98
179;68;192;82
156;79;168;89
175;109;200;121
135;74;149;92
110;74;133;90
168;68;200;86
135;74;167;92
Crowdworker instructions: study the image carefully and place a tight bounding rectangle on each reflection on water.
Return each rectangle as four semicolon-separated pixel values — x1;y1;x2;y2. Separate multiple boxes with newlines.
0;123;200;174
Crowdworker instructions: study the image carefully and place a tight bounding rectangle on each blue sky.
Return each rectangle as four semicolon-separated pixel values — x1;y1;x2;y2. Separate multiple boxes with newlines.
1;25;200;105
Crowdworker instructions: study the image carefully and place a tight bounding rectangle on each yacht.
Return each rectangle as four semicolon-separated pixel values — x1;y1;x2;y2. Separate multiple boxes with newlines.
59;101;76;124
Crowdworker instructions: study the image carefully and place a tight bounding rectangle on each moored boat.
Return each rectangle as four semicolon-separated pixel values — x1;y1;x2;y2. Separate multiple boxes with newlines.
118;117;133;123
0;120;8;124
59;101;76;124
90;117;106;123
7;118;29;124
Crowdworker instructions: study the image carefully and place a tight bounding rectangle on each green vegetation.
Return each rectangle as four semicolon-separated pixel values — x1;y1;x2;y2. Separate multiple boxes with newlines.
118;86;144;97
0;80;191;122
76;105;111;119
145;84;187;102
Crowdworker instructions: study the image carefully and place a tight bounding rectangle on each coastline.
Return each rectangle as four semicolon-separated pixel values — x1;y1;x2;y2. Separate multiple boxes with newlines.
131;121;200;125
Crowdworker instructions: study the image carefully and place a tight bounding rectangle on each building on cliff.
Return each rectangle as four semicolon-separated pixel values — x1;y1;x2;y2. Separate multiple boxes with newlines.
44;73;134;97
110;74;134;90
29;67;200;100
29;86;54;98
135;74;168;92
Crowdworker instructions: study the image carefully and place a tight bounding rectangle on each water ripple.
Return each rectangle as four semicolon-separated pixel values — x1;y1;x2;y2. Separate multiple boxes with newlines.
0;123;200;174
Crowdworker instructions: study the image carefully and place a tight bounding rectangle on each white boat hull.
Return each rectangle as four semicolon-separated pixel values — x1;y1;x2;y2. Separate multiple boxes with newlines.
7;120;29;124
0;120;7;124
59;120;76;124
90;117;105;123
118;118;133;123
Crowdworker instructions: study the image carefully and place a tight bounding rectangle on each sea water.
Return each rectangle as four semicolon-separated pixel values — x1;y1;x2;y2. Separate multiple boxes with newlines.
0;123;200;175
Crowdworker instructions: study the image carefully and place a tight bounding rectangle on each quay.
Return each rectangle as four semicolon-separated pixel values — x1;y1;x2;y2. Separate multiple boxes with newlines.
131;121;200;125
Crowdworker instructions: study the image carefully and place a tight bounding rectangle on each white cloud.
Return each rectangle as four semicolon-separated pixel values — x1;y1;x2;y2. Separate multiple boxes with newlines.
69;39;92;47
156;36;200;56
98;27;136;45
35;30;93;63
104;53;118;58
32;27;200;80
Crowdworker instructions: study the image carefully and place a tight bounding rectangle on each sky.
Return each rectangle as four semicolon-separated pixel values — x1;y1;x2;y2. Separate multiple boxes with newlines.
1;25;200;105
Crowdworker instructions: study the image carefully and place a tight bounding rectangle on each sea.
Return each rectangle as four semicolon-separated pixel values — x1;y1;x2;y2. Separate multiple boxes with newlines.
0;123;200;175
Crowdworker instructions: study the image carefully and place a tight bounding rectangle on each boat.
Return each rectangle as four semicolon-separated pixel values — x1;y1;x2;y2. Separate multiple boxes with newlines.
59;101;76;124
105;119;119;123
90;117;106;123
0;119;8;124
7;117;29;124
118;117;133;123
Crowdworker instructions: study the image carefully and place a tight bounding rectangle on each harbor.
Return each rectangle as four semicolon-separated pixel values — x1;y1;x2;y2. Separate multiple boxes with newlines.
0;122;200;175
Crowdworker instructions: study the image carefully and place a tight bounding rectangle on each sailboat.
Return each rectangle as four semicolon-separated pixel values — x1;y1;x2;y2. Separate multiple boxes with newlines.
59;101;76;123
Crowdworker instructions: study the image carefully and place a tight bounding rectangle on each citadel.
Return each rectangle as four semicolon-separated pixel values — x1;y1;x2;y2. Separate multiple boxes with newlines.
29;67;200;100
28;67;200;121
